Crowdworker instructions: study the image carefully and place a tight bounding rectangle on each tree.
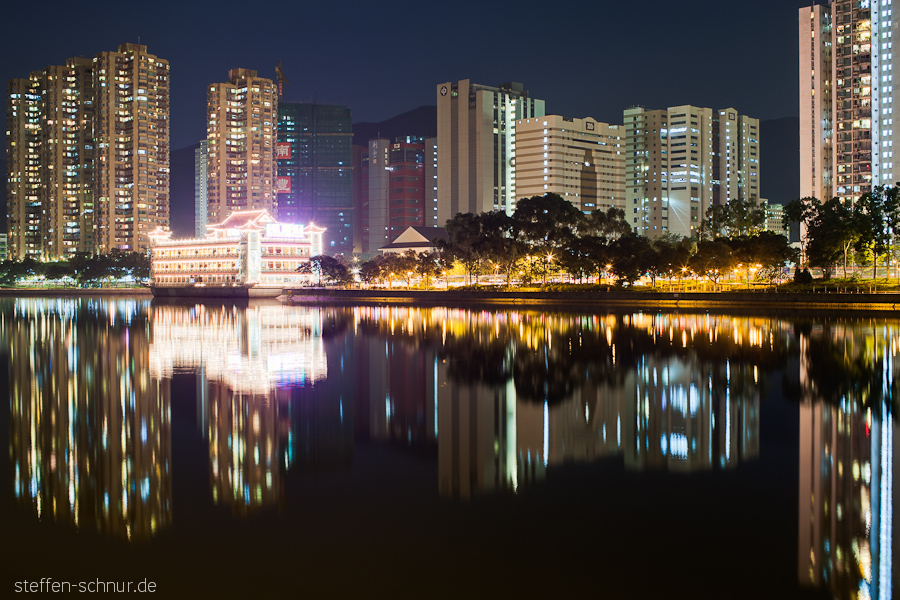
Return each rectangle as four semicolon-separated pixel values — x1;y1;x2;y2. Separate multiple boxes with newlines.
299;255;351;286
728;232;797;283
44;262;74;281
585;206;631;242
479;210;526;286
513;193;581;253
651;234;693;285
396;251;420;287
689;240;736;289
440;212;485;285
853;188;895;279
415;252;439;289
807;198;857;279
783;197;821;266
608;235;655;286
358;258;383;286
699;198;766;240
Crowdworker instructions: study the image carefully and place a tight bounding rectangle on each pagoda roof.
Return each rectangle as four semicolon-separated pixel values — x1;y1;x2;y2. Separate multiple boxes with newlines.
209;209;276;230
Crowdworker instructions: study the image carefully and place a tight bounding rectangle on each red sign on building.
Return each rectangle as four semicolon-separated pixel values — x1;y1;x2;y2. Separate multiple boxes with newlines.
275;176;291;194
276;142;291;159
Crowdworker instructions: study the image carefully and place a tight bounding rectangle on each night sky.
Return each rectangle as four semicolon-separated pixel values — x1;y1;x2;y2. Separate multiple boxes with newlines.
2;0;812;151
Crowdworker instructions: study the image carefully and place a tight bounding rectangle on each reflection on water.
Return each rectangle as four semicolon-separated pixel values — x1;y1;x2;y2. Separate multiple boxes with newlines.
2;299;897;598
4;298;171;540
796;325;897;600
149;303;327;395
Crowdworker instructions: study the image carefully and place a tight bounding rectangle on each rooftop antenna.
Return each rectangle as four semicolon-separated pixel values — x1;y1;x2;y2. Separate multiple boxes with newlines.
275;60;289;101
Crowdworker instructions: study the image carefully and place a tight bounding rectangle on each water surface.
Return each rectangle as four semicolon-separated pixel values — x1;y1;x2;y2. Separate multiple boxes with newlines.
2;297;895;599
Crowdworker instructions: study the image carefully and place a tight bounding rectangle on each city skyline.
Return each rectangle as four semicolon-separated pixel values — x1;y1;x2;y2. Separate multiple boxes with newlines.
2;0;811;153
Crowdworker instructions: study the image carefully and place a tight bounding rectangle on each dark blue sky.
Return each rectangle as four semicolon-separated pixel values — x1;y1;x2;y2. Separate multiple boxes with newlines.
3;0;811;150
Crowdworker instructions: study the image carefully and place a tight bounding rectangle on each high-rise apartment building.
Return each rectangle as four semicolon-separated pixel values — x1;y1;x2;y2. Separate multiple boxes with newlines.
358;136;437;254
194;140;208;237
515;115;624;213
276;102;354;254
8;59;95;259
94;44;170;254
6;43;169;259
625;105;759;238
436;80;545;224
206;69;277;226
799;1;896;204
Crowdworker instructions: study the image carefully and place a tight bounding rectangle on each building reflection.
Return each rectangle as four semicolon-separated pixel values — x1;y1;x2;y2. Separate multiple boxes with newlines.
797;324;897;600
149;302;326;396
351;309;768;499
205;383;291;513
6;298;171;540
149;302;332;512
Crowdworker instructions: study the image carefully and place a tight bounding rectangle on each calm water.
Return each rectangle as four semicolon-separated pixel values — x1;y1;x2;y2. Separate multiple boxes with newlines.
1;297;896;599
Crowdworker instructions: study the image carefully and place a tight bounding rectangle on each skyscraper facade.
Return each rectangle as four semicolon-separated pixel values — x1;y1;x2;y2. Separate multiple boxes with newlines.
6;44;169;259
276;102;354;254
514;115;625;213
624;105;759;238
206;69;277;226
93;44;170;254
7;59;95;259
194;140;208;237
799;1;895;204
435;80;545;224
358;136;435;254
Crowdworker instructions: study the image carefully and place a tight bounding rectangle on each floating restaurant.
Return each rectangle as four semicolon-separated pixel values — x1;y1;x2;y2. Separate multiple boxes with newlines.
148;210;324;296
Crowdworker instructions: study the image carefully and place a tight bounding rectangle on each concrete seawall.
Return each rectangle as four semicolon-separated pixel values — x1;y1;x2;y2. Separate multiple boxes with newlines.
283;288;900;312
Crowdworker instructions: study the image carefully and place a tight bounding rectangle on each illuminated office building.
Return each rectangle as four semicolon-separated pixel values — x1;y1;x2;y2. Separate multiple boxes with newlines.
276;102;354;254
624;105;759;238
436;80;545;222
515;115;625;213
359;136;437;253
8;298;171;539
206;69;277;224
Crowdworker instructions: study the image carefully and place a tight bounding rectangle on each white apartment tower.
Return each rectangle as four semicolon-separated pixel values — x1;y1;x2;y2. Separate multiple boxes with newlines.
515;115;625;213
194;140;208;237
436;80;544;224
206;69;277;225
799;1;898;204
799;3;835;202
625;105;759;239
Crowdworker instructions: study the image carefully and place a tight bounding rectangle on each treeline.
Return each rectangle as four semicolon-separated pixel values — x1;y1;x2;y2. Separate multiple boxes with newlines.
0;250;150;286
785;186;900;279
419;193;794;287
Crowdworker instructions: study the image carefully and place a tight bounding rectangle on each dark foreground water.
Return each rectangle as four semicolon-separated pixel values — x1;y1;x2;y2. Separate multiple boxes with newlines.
1;297;896;599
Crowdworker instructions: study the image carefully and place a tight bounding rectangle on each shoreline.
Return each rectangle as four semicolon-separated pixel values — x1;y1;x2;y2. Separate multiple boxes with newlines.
283;288;900;312
0;287;153;297
2;286;900;313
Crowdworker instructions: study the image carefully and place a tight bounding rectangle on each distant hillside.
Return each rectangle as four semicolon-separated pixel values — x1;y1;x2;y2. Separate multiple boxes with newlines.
169;143;200;238
353;105;436;145
760;116;799;205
